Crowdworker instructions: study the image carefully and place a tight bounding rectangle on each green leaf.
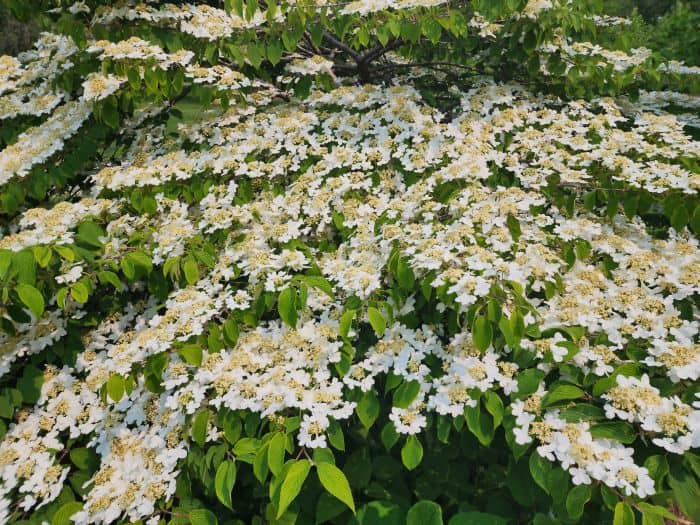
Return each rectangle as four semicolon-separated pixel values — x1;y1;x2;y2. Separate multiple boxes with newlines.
636;503;677;521
178;344;203;367
472;315;493;352
267;42;283;65
127;67;140;88
541;384;585;407
0;250;12;279
52;502;84;525
299;275;335;299
380;422;399;450
546;467;570;503
215;460;237;510
401;435;423;471
101;96;119;128
223;318;240;346
32;245;52;267
566;484;592;519
69;447;99;470
183;257;199;285
232;437;259;462
252;445;268;479
357;500;403;525
317;461;355;513
396;258;415;289
670;205;689;231
70;282;90;304
13;249;36;283
582;190;597;211
316;492;348;524
559;403;605;422
339;309;355;338
367;307;386;337
278;287;298;328
574;239;591;260
190;509;218;525
465;402;494;446
393;380;420;409
98;270;122;289
668;467;700;523
17;365;43;404
128;250;153;273
516;369;545;398
106;374;125;402
600;484;619;511
0;397;12;419
449;512;508;525
277;459;311;518
690;205;700;235
191;409;210;446
506;214;522;241
312;447;334;466
268;432;286;476
589;421;636;444
406;500;443;525
357;390;380;428
483;391;504;428
16;283;44;318
529;453;552;494
644;455;669;485
77;221;105;248
327;419;345;451
613;502;635;525
316;492;347;524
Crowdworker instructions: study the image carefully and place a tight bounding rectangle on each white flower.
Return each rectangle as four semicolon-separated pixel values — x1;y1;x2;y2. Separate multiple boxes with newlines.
81;73;123;101
287;55;335;77
55;265;84;284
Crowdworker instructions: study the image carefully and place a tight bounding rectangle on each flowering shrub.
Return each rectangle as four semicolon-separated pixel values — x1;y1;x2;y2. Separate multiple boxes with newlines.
0;1;699;524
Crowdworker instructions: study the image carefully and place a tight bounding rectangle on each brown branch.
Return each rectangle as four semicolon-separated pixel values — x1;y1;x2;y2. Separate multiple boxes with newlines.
372;60;482;73
359;39;400;65
303;31;321;55
322;31;362;62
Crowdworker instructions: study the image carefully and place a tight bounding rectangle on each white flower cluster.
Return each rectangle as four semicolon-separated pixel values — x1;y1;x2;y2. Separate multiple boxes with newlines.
512;394;656;497
469;13;503;39
539;39;653;75
635;90;700;128
0;51;698;521
286;56;336;77
659;60;700;76
340;0;446;16
589;15;633;27
0;310;68;378
93;2;273;41
86;37;194;68
0;33;80;122
81;73;125;102
521;0;554;19
0;100;92;185
0;198;116;251
185;64;251;89
0;366;103;513
603;375;700;454
0;33;78;96
0;84;66;120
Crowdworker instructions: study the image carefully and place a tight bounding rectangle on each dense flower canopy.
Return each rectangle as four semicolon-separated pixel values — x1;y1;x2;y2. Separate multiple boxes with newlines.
0;1;698;524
